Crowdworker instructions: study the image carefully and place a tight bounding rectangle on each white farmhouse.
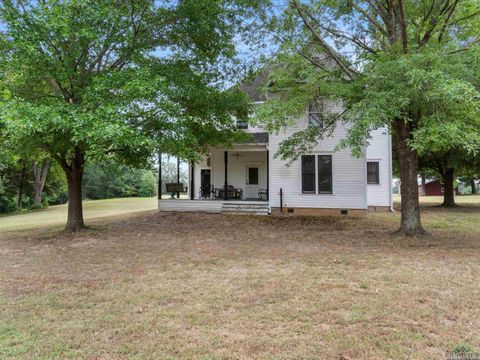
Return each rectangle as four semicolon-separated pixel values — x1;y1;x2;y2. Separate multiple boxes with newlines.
158;74;393;216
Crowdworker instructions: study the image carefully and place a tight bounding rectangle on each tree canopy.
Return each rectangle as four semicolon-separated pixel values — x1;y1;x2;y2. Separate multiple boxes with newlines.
253;0;480;235
0;0;258;231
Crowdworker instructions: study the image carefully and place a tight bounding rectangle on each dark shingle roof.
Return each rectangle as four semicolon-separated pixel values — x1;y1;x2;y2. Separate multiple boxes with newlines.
238;68;270;102
247;132;268;144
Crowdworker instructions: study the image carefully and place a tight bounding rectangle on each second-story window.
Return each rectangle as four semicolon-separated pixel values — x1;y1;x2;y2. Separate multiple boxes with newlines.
237;120;248;129
308;101;323;128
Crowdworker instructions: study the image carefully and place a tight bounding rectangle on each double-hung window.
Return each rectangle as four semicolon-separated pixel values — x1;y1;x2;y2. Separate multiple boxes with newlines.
308;102;323;128
367;161;380;184
301;155;333;194
301;155;316;193
318;155;332;193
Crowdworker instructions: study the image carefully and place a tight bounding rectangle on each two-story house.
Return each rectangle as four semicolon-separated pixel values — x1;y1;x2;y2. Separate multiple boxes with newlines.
158;74;393;216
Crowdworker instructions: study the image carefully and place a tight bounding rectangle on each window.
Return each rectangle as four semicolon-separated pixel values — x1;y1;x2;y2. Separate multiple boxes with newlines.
318;155;333;194
302;155;333;194
301;155;316;193
367;161;380;184
308;102;323;128
248;167;259;185
237;120;248;129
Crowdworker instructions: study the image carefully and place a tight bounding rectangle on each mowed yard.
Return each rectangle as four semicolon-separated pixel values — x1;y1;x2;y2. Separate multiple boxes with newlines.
0;197;158;232
0;196;479;359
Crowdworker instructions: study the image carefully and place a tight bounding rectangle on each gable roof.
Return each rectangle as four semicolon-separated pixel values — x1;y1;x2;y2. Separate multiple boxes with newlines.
238;67;269;102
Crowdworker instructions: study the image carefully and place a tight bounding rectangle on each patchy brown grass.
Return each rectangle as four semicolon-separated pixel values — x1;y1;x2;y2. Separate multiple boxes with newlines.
1;203;479;359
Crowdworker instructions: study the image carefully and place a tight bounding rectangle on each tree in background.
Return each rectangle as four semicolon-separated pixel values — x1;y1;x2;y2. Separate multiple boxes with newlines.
458;158;480;195
158;157;189;195
0;148;66;213
0;152;21;212
82;161;157;200
418;151;463;207
0;0;256;231
254;0;480;235
32;158;51;208
419;150;480;205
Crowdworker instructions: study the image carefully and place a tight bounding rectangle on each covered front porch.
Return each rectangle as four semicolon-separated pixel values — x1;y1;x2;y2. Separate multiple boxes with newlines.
158;144;270;214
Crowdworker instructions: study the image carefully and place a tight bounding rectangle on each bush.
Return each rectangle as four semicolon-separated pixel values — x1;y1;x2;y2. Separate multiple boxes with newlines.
44;191;68;206
30;203;45;211
0;196;18;214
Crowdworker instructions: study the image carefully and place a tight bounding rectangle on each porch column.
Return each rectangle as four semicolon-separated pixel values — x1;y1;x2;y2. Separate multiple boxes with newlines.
224;151;228;200
266;150;269;201
176;157;180;198
190;161;195;200
157;152;162;200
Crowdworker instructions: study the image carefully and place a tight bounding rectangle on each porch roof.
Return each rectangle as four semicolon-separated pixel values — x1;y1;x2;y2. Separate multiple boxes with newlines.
247;132;268;144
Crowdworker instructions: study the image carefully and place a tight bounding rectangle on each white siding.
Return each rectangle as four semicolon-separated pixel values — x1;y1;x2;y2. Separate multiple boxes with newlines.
173;103;393;212
366;128;393;208
268;107;367;210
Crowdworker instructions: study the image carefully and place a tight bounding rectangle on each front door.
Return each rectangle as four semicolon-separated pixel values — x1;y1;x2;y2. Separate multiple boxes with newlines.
246;166;259;199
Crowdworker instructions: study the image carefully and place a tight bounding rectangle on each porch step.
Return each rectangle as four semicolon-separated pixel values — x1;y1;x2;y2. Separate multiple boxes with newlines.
221;202;269;215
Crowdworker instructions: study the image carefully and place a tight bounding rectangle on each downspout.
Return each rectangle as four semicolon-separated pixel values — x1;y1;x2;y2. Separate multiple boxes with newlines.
266;148;270;214
176;157;180;199
363;144;368;211
158;152;162;200
388;127;394;212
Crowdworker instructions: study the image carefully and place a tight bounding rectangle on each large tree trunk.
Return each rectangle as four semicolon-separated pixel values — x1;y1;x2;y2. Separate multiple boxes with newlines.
471;179;477;194
61;151;86;232
33;159;51;206
395;120;425;236
441;168;456;207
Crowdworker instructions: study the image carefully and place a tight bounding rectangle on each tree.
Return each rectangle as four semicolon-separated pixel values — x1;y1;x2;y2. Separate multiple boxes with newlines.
158;157;189;195
419;151;461;207
82;160;157;199
0;151;24;212
0;0;254;232
458;157;480;195
254;0;480;235
32;158;51;207
138;171;157;198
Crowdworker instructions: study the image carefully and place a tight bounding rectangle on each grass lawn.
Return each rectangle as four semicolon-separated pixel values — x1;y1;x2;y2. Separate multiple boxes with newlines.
0;196;479;359
0;197;158;232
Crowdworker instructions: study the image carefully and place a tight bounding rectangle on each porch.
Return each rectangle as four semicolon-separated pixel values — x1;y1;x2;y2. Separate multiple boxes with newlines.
158;144;270;214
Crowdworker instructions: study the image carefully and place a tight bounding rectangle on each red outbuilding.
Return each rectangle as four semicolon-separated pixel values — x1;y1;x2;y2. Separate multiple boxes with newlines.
418;179;458;196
